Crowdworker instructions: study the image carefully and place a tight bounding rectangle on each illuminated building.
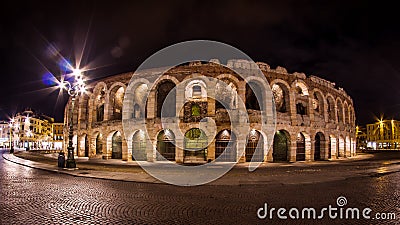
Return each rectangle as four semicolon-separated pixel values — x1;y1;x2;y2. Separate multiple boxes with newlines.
13;109;61;149
356;126;367;151
0;121;9;148
64;60;356;162
52;122;64;150
366;119;400;150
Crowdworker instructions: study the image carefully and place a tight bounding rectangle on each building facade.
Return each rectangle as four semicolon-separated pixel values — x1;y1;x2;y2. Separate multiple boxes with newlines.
64;60;356;163
11;109;62;149
0;121;9;148
356;126;367;151
52;122;64;150
366;119;400;150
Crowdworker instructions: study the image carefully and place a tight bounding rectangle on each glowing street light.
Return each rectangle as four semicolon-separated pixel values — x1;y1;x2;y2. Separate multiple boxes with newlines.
57;67;87;168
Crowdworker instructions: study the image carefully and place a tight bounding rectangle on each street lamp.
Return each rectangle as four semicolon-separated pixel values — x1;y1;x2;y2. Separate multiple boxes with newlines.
58;68;87;168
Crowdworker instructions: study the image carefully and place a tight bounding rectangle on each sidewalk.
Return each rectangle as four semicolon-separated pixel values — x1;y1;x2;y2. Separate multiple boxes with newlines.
3;149;400;186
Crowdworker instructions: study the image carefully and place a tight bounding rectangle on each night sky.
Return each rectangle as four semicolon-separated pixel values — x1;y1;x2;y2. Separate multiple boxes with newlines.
0;1;398;124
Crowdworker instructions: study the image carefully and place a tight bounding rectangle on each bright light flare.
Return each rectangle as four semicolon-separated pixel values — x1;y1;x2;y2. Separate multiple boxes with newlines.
72;68;82;76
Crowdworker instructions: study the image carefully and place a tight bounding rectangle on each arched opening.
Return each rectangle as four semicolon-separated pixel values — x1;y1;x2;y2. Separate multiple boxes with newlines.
192;85;202;97
132;130;147;161
130;83;148;119
327;97;335;122
156;129;176;161
133;104;141;119
95;133;102;155
185;80;207;100
296;133;306;161
345;136;351;157
96;104;105;122
328;137;332;159
296;102;307;115
184;128;207;162
84;135;89;157
314;132;325;160
338;136;345;157
215;78;238;110
215;130;237;162
110;86;124;120
246;81;264;110
156;81;176;117
313;91;325;119
273;130;290;162
245;130;264;162
272;83;289;113
93;86;106;123
344;103;349;124
111;131;122;159
337;100;344;123
79;95;90;127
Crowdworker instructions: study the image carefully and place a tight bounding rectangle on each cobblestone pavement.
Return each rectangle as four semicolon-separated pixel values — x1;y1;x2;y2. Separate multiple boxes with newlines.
0;150;399;224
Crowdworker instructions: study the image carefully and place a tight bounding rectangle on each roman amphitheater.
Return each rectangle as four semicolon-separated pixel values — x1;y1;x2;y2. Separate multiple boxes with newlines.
64;60;356;164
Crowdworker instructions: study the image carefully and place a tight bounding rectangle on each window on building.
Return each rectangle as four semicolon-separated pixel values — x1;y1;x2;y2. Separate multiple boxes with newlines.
296;103;307;115
192;85;202;97
191;104;201;116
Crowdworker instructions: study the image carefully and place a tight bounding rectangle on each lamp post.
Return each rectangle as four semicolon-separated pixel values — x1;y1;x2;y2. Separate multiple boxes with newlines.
58;68;86;168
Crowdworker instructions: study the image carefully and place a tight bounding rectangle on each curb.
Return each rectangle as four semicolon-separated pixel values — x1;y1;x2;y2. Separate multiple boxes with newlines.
1;151;166;185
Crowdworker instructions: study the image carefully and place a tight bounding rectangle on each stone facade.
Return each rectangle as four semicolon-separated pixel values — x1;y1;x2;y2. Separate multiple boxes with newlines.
64;60;356;163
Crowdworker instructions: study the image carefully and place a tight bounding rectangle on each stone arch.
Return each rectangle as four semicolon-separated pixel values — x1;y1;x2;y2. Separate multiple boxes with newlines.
215;74;241;87
215;129;237;162
91;82;107;123
245;129;264;162
314;132;326;160
291;80;309;96
296;132;306;161
108;82;126;120
326;94;336;122
338;135;345;157
344;101;349;124
312;89;325;119
273;130;290;162
156;80;177;117
92;131;103;155
156;129;176;161
270;79;291;113
329;134;336;159
79;133;89;157
124;78;150;120
185;79;207;100
132;130;147;161
348;105;354;125
184;128;208;162
345;136;351;157
245;80;264;110
215;77;239;110
292;80;309;116
72;134;78;155
78;94;90;129
107;130;123;159
336;98;344;123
